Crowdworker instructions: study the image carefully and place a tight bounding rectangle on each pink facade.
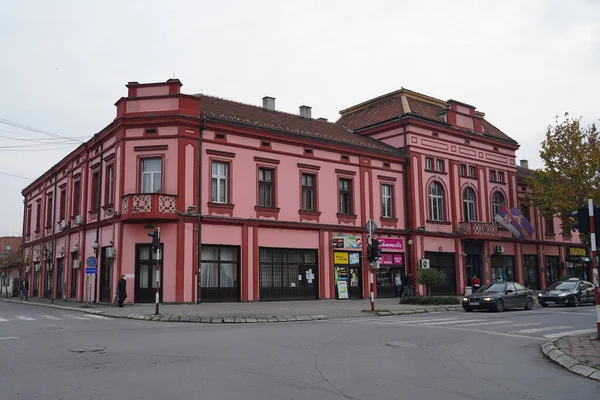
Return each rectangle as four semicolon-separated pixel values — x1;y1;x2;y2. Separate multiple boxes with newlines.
19;80;592;304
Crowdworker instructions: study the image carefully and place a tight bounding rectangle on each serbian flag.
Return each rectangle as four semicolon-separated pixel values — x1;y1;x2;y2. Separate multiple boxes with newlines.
509;207;536;238
495;206;528;241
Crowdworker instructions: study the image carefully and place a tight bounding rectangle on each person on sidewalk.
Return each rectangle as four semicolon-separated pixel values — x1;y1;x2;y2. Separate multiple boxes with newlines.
20;278;29;301
394;271;403;298
117;275;127;307
472;275;481;292
406;272;413;297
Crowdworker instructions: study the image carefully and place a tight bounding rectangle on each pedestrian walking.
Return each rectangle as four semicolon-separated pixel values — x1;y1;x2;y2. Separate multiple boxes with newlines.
117;274;127;307
394;271;403;298
20;277;29;300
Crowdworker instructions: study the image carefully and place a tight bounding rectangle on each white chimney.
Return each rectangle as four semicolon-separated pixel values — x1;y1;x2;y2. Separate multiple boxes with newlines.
519;159;529;169
262;96;275;111
299;105;312;119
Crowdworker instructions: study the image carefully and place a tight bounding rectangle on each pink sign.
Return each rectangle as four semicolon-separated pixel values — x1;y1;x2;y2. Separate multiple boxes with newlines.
376;238;404;250
380;253;404;265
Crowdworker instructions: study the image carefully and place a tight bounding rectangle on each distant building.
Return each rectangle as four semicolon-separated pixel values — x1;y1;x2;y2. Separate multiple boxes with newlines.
0;236;23;296
19;79;590;304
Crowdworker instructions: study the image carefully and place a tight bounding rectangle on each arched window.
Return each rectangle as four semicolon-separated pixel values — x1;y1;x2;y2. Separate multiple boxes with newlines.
463;188;476;222
492;191;505;217
429;182;444;221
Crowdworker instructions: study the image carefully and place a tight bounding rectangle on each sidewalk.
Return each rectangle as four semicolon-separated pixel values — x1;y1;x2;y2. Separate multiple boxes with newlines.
0;296;462;323
542;335;600;382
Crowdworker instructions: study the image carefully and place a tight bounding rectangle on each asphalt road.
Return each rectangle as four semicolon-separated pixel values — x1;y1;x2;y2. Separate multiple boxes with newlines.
0;302;598;400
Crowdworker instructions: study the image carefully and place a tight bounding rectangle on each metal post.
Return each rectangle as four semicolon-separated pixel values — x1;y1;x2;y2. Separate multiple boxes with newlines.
155;228;160;315
588;199;600;339
368;232;375;312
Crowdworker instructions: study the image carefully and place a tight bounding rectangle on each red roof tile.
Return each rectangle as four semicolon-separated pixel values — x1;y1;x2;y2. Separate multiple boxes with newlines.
194;94;403;155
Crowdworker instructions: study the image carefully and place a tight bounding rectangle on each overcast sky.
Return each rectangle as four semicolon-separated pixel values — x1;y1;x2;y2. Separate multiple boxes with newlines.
0;0;598;236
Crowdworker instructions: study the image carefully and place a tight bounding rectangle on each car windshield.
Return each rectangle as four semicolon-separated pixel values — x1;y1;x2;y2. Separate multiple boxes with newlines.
549;281;577;290
478;283;505;293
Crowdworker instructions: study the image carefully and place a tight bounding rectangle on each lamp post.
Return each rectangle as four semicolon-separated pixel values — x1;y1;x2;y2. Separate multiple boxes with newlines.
91;241;99;305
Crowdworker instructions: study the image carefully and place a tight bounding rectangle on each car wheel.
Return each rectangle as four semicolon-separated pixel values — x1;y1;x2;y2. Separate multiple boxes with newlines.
572;295;580;307
494;299;504;312
540;302;548;307
524;297;534;310
463;307;473;312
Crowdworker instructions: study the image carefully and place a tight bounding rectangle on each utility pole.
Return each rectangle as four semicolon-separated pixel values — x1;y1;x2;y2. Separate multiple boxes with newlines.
588;199;600;339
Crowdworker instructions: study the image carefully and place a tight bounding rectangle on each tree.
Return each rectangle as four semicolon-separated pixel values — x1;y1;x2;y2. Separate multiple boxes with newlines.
525;113;600;234
417;268;445;296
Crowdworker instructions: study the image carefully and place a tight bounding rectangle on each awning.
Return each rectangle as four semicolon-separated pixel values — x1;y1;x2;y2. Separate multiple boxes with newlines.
580;257;592;262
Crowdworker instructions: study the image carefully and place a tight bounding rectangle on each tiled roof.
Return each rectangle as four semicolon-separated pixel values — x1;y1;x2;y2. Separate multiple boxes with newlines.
336;89;517;144
194;94;403;155
516;166;534;178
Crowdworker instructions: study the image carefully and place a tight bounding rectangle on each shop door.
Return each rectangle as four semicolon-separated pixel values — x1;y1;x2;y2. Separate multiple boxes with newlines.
99;247;112;303
56;258;63;299
135;244;163;303
376;267;397;298
44;267;52;298
465;254;482;289
348;266;362;299
70;265;78;298
523;255;539;289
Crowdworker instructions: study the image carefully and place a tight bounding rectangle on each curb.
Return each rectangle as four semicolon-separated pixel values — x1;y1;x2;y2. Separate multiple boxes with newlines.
372;305;462;316
541;340;600;382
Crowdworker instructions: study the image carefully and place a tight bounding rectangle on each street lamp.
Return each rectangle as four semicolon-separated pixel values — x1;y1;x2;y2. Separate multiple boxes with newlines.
91;241;99;256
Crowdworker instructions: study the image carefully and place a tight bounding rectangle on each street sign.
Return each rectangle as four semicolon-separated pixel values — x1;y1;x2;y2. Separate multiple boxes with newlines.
86;256;97;268
85;267;97;274
364;219;377;234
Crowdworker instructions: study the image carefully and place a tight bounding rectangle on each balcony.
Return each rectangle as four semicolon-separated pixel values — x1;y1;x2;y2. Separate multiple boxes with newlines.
457;221;498;239
120;193;178;221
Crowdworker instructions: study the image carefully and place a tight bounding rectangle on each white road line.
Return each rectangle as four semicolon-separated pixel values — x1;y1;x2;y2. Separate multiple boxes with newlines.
543;329;598;339
555;311;597;316
460;320;512;327
40;315;61;320
0;336;19;340
63;314;89;320
510;325;572;334
85;314;110;320
508;322;541;328
15;316;36;321
393;318;462;324
420;319;486;326
0;317;9;322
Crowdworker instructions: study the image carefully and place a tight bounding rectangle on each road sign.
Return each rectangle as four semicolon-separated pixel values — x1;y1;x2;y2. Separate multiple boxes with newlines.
365;219;377;234
85;267;97;274
86;256;97;268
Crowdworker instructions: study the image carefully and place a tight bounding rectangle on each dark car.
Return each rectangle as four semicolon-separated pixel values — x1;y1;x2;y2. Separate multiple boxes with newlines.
538;278;596;307
462;282;535;312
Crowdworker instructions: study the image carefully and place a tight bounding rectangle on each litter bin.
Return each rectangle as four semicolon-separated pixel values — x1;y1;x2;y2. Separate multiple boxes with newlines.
465;286;472;295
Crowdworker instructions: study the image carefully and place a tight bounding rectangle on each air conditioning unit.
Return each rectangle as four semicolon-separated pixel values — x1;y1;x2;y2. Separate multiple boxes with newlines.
494;245;505;254
75;215;84;225
59;220;68;230
419;259;431;269
25;266;31;273
106;247;116;259
72;260;80;269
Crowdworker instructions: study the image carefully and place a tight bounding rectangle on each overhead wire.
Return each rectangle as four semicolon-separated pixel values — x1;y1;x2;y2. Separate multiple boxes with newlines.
0;117;86;144
0;171;34;180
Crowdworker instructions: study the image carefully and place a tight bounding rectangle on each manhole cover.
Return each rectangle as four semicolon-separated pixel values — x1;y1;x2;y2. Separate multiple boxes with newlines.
40;327;63;331
70;346;106;353
386;341;417;348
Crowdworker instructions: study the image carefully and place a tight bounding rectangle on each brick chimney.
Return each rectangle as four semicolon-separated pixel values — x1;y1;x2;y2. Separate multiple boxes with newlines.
262;96;275;111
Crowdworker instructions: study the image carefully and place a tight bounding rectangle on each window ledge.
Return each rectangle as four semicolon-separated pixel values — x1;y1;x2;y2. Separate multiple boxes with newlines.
208;202;235;216
102;204;114;211
88;210;99;215
381;217;398;228
460;175;478;180
337;213;357;224
426;219;452;225
255;206;280;219
299;210;321;222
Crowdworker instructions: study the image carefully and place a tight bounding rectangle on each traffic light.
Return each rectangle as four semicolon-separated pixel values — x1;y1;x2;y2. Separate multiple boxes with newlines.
148;228;160;252
367;238;381;263
572;206;590;233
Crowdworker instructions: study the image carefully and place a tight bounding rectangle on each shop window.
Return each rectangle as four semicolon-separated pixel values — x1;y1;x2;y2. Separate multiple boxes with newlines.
339;178;352;214
211;161;229;203
141;158;162;194
200;246;238;288
428;182;444;221
463;187;476;222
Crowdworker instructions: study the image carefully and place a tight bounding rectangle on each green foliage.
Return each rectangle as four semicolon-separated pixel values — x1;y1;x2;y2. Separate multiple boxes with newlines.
399;296;460;305
417;268;445;287
525;113;600;234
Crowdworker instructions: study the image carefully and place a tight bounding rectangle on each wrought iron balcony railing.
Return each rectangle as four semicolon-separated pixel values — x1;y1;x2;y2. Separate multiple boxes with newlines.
457;221;498;238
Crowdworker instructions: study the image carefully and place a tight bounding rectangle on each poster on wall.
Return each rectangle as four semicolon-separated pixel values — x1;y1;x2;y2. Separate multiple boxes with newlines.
332;234;362;249
337;281;349;299
334;252;349;264
349;253;361;265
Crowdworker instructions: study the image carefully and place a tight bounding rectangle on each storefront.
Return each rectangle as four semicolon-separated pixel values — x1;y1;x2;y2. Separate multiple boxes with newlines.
374;238;404;298
491;255;515;283
424;252;456;295
565;246;591;281
259;248;318;301
332;234;363;300
464;242;483;288
544;255;560;287
523;255;539;289
200;245;241;302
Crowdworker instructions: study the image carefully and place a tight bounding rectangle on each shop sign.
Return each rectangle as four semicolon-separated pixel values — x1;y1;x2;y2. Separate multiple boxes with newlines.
380;253;404;265
567;247;587;257
375;238;403;250
334;252;349;264
332;234;362;249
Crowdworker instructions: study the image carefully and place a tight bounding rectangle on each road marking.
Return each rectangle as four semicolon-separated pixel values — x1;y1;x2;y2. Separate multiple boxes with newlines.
63;314;89;320
508;322;541;328
510;325;572;334
420;319;486;326
0;317;9;322
86;314;110;320
460;320;511;327
543;329;598;339
15;316;36;321
555;311;597;316
0;336;19;340
392;318;462;324
40;315;60;320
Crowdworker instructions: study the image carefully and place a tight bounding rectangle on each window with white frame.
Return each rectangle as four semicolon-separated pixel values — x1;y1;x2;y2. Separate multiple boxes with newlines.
382;184;393;218
463;188;476;222
425;158;433;170
492;191;504;216
460;164;466;176
498;171;505;183
436;159;444;172
211;161;228;203
429;182;444;221
141;158;162;193
469;166;476;178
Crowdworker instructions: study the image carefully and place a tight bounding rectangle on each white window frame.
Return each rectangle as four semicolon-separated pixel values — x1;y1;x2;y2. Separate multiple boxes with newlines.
429;182;444;221
436;159;444;172
211;161;228;204
492;191;504;216
382;184;393;218
463;188;476;222
141;158;162;194
425;158;433;170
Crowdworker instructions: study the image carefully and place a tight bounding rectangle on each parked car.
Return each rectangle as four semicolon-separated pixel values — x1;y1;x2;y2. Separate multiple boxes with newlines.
538;278;596;307
462;282;535;312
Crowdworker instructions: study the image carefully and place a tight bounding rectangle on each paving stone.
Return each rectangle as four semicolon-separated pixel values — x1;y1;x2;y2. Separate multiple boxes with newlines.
542;342;557;354
257;317;268;323
223;317;235;323
547;349;563;361
245;317;258;323
152;316;161;321
234;317;245;323
200;317;211;323
295;316;311;321
589;371;600;381
160;316;170;322
211;318;223;323
555;355;578;370
311;315;326;320
569;364;596;377
267;317;278;322
413;309;426;313
285;316;297;321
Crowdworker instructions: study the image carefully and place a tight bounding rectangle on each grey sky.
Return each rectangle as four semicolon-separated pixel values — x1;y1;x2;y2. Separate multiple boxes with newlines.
0;0;598;236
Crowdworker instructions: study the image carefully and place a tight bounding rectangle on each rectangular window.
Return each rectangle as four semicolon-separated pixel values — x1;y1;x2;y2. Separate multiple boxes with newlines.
26;206;32;236
460;164;466;176
141;158;162;193
489;170;496;182
91;170;99;210
258;168;274;207
106;165;114;205
545;217;555;235
59;188;66;221
469;166;476;178
498;171;504;183
436;159;444;172
211;161;228;203
73;180;81;216
425;158;433;170
382;184;393;218
339;178;352;214
46;195;53;227
200;246;239;289
520;203;531;222
35;202;41;232
301;173;315;211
